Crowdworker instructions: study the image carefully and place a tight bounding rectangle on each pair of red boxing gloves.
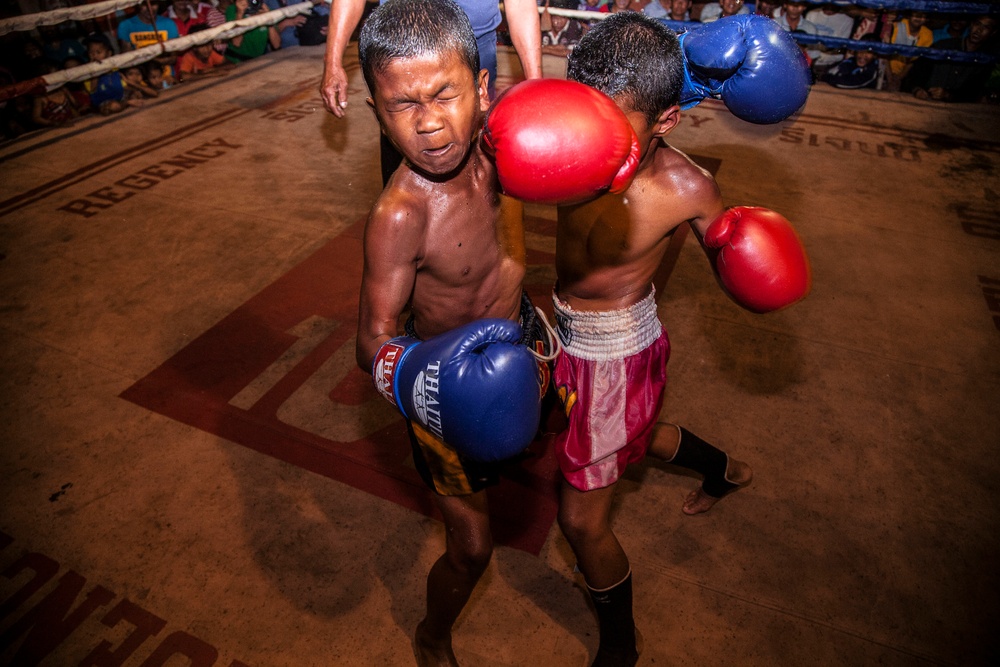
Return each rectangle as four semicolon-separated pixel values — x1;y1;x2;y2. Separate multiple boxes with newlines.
481;77;811;315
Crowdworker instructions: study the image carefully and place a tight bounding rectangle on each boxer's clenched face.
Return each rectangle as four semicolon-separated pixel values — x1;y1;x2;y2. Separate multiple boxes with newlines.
368;50;490;177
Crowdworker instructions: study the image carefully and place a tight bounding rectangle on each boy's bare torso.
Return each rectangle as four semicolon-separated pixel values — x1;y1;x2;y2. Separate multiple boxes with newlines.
556;141;723;312
373;146;526;340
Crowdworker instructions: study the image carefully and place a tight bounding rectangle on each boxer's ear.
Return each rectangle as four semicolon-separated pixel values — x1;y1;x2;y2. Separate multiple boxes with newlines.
477;69;490;112
653;105;681;138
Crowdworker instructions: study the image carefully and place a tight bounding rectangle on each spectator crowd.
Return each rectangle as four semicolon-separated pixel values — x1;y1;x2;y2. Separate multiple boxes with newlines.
1;0;330;138
2;0;998;140
522;0;999;102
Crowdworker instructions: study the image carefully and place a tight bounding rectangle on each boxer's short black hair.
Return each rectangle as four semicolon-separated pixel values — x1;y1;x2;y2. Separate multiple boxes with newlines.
360;0;480;95
568;13;684;124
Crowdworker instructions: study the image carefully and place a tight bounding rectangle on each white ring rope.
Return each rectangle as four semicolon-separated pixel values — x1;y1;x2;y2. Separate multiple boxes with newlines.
2;2;316;97
0;0;145;37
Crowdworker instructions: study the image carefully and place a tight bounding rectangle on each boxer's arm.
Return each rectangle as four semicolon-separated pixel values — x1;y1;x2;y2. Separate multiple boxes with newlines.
503;0;543;80
356;198;423;370
678;161;725;242
321;0;367;116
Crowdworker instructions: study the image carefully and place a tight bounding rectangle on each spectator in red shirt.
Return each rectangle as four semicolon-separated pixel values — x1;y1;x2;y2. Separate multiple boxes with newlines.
163;0;214;35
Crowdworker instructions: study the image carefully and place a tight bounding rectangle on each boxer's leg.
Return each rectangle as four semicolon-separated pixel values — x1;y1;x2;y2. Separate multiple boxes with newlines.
415;490;492;667
559;481;638;667
649;423;753;515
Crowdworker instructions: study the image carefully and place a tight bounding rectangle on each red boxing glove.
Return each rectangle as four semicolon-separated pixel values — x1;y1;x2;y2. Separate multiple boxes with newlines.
703;206;811;313
482;79;640;205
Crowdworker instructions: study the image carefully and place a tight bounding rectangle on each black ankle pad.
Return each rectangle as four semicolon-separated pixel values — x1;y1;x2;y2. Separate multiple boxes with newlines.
672;428;738;498
588;573;637;660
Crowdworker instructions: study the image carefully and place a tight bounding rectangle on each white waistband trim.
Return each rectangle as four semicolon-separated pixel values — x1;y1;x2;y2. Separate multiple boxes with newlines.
552;288;662;361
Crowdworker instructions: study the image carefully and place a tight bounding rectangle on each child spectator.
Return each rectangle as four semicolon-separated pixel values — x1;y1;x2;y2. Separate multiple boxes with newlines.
884;11;933;92
38;24;88;66
0;64;33;138
143;60;172;90
542;0;584;55
31;60;80;127
61;56;93;113
178;26;234;76
122;65;160;102
82;33;127;115
823;34;880;89
11;37;46;81
153;54;180;87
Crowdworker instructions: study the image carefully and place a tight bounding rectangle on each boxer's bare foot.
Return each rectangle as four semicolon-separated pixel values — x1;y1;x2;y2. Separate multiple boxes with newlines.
682;459;753;515
414;620;459;667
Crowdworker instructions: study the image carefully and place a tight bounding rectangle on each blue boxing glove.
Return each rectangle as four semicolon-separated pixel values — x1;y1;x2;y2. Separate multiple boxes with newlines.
679;15;810;124
372;319;541;462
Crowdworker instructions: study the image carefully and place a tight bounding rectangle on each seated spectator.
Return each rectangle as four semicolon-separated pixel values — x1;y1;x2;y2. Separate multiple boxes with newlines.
700;0;749;23
542;0;584;55
178;26;236;76
850;6;890;42
577;0;610;13
122;65;160;101
142;60;172;90
806;2;854;77
163;0;215;36
908;15;999;103
931;15;969;44
609;0;639;13
823;34;880;89
644;0;690;21
1;65;32;139
225;0;282;62
884;11;933;92
82;33;127;115
264;0;329;48
775;1;820;62
750;0;779;18
89;73;127;115
642;0;691;21
11;37;46;81
206;0;235;53
31;60;80;127
38;24;88;66
82;32;113;67
61;56;94;112
118;0;180;51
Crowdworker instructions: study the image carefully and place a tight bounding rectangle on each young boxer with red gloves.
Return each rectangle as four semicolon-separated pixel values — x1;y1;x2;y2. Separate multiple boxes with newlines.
485;12;811;666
